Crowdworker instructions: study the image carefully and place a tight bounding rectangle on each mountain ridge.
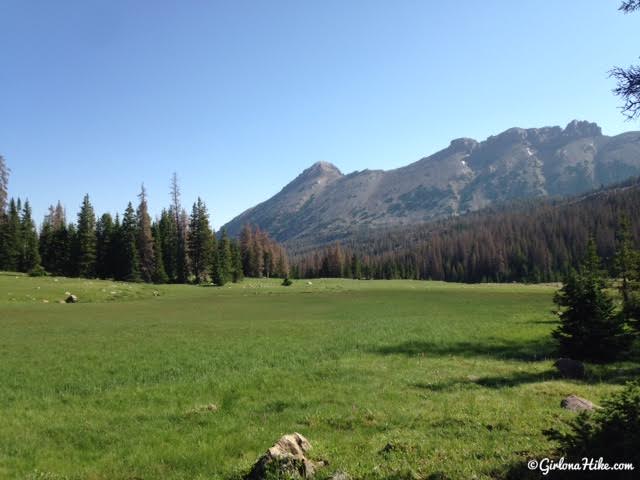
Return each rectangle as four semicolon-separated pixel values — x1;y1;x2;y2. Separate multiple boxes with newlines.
223;120;640;246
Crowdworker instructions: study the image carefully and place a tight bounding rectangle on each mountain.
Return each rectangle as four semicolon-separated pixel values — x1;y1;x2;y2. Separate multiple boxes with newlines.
291;176;640;283
223;121;640;246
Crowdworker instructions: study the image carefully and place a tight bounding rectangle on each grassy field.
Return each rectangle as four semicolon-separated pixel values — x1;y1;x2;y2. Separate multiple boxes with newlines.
0;273;637;480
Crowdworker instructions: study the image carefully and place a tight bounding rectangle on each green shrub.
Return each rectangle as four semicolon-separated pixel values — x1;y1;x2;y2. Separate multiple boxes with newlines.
282;277;293;286
28;265;47;277
546;381;640;469
553;240;630;362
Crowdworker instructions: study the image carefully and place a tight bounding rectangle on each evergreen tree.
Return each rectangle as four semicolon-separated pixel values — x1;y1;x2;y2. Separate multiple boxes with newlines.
240;224;255;276
20;200;41;272
614;216;640;333
188;198;214;283
0;155;8;214
96;213;115;279
614;215;638;305
215;228;232;285
136;185;156;282
351;253;362;279
230;240;244;282
118;203;141;281
151;223;169;284
158;209;178;282
170;174;190;283
0;198;22;271
40;210;72;276
177;208;191;282
76;194;97;277
552;239;631;362
67;223;80;277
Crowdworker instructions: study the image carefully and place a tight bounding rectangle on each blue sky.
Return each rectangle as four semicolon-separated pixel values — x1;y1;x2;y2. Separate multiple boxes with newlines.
1;0;638;228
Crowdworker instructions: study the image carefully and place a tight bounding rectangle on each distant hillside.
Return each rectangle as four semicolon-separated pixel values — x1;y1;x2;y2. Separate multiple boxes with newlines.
290;177;640;283
223;121;640;247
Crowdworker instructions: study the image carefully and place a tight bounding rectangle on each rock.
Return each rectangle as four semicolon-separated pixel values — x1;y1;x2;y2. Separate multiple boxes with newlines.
65;295;78;304
330;472;351;480
246;432;325;479
554;358;585;379
561;395;595;412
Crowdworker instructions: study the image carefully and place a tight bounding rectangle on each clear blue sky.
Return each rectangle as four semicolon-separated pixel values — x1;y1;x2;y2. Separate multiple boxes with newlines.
1;0;638;229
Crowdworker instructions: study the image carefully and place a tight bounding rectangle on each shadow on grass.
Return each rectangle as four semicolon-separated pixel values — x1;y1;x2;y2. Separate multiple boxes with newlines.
410;363;640;392
372;337;555;362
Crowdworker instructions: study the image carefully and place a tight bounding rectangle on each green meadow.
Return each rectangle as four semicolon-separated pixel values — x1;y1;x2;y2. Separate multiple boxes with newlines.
0;273;637;479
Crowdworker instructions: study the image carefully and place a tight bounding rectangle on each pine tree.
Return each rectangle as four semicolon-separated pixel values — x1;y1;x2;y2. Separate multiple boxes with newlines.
188;198;214;283
0;155;8;215
240;224;255;276
553;239;631;362
0;198;22;271
20;200;41;272
76;194;97;277
614;216;640;333
118;203;141;282
351;253;362;279
177;208;191;282
215;228;232;285
230;240;244;282
67;223;80;277
40;205;72;276
96;213;115;279
151;223;169;284
170;174;190;283
158;209;178;282
615;216;636;303
136;185;156;283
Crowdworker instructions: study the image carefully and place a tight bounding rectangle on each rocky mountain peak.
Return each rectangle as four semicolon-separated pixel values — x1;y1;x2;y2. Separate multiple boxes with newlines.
449;137;479;152
223;121;640;245
563;120;602;138
300;161;343;179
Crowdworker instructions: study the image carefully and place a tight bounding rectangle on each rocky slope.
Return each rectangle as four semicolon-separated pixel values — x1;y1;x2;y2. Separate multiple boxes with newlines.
223;121;640;245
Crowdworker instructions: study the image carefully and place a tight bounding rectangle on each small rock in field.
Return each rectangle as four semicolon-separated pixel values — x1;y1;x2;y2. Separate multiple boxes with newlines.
329;472;351;480
64;291;71;296
554;358;585;379
65;295;78;304
42;300;49;304
207;404;218;412
246;432;325;479
561;395;595;412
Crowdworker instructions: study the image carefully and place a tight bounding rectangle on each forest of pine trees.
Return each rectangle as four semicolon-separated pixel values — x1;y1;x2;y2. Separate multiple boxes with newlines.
3;150;640;287
290;178;640;283
0;158;288;283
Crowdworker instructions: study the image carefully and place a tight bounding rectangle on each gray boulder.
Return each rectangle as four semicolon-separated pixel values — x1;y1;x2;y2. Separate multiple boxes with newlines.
554;358;585;379
329;473;352;480
246;432;325;480
561;395;595;412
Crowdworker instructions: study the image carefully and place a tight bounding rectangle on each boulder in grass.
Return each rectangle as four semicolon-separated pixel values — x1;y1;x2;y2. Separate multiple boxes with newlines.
330;473;352;480
246;432;325;479
65;294;78;304
554;358;585;379
561;394;595;412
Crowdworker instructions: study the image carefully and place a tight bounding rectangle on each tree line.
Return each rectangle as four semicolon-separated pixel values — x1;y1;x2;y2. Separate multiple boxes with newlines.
290;178;640;283
0;158;288;283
